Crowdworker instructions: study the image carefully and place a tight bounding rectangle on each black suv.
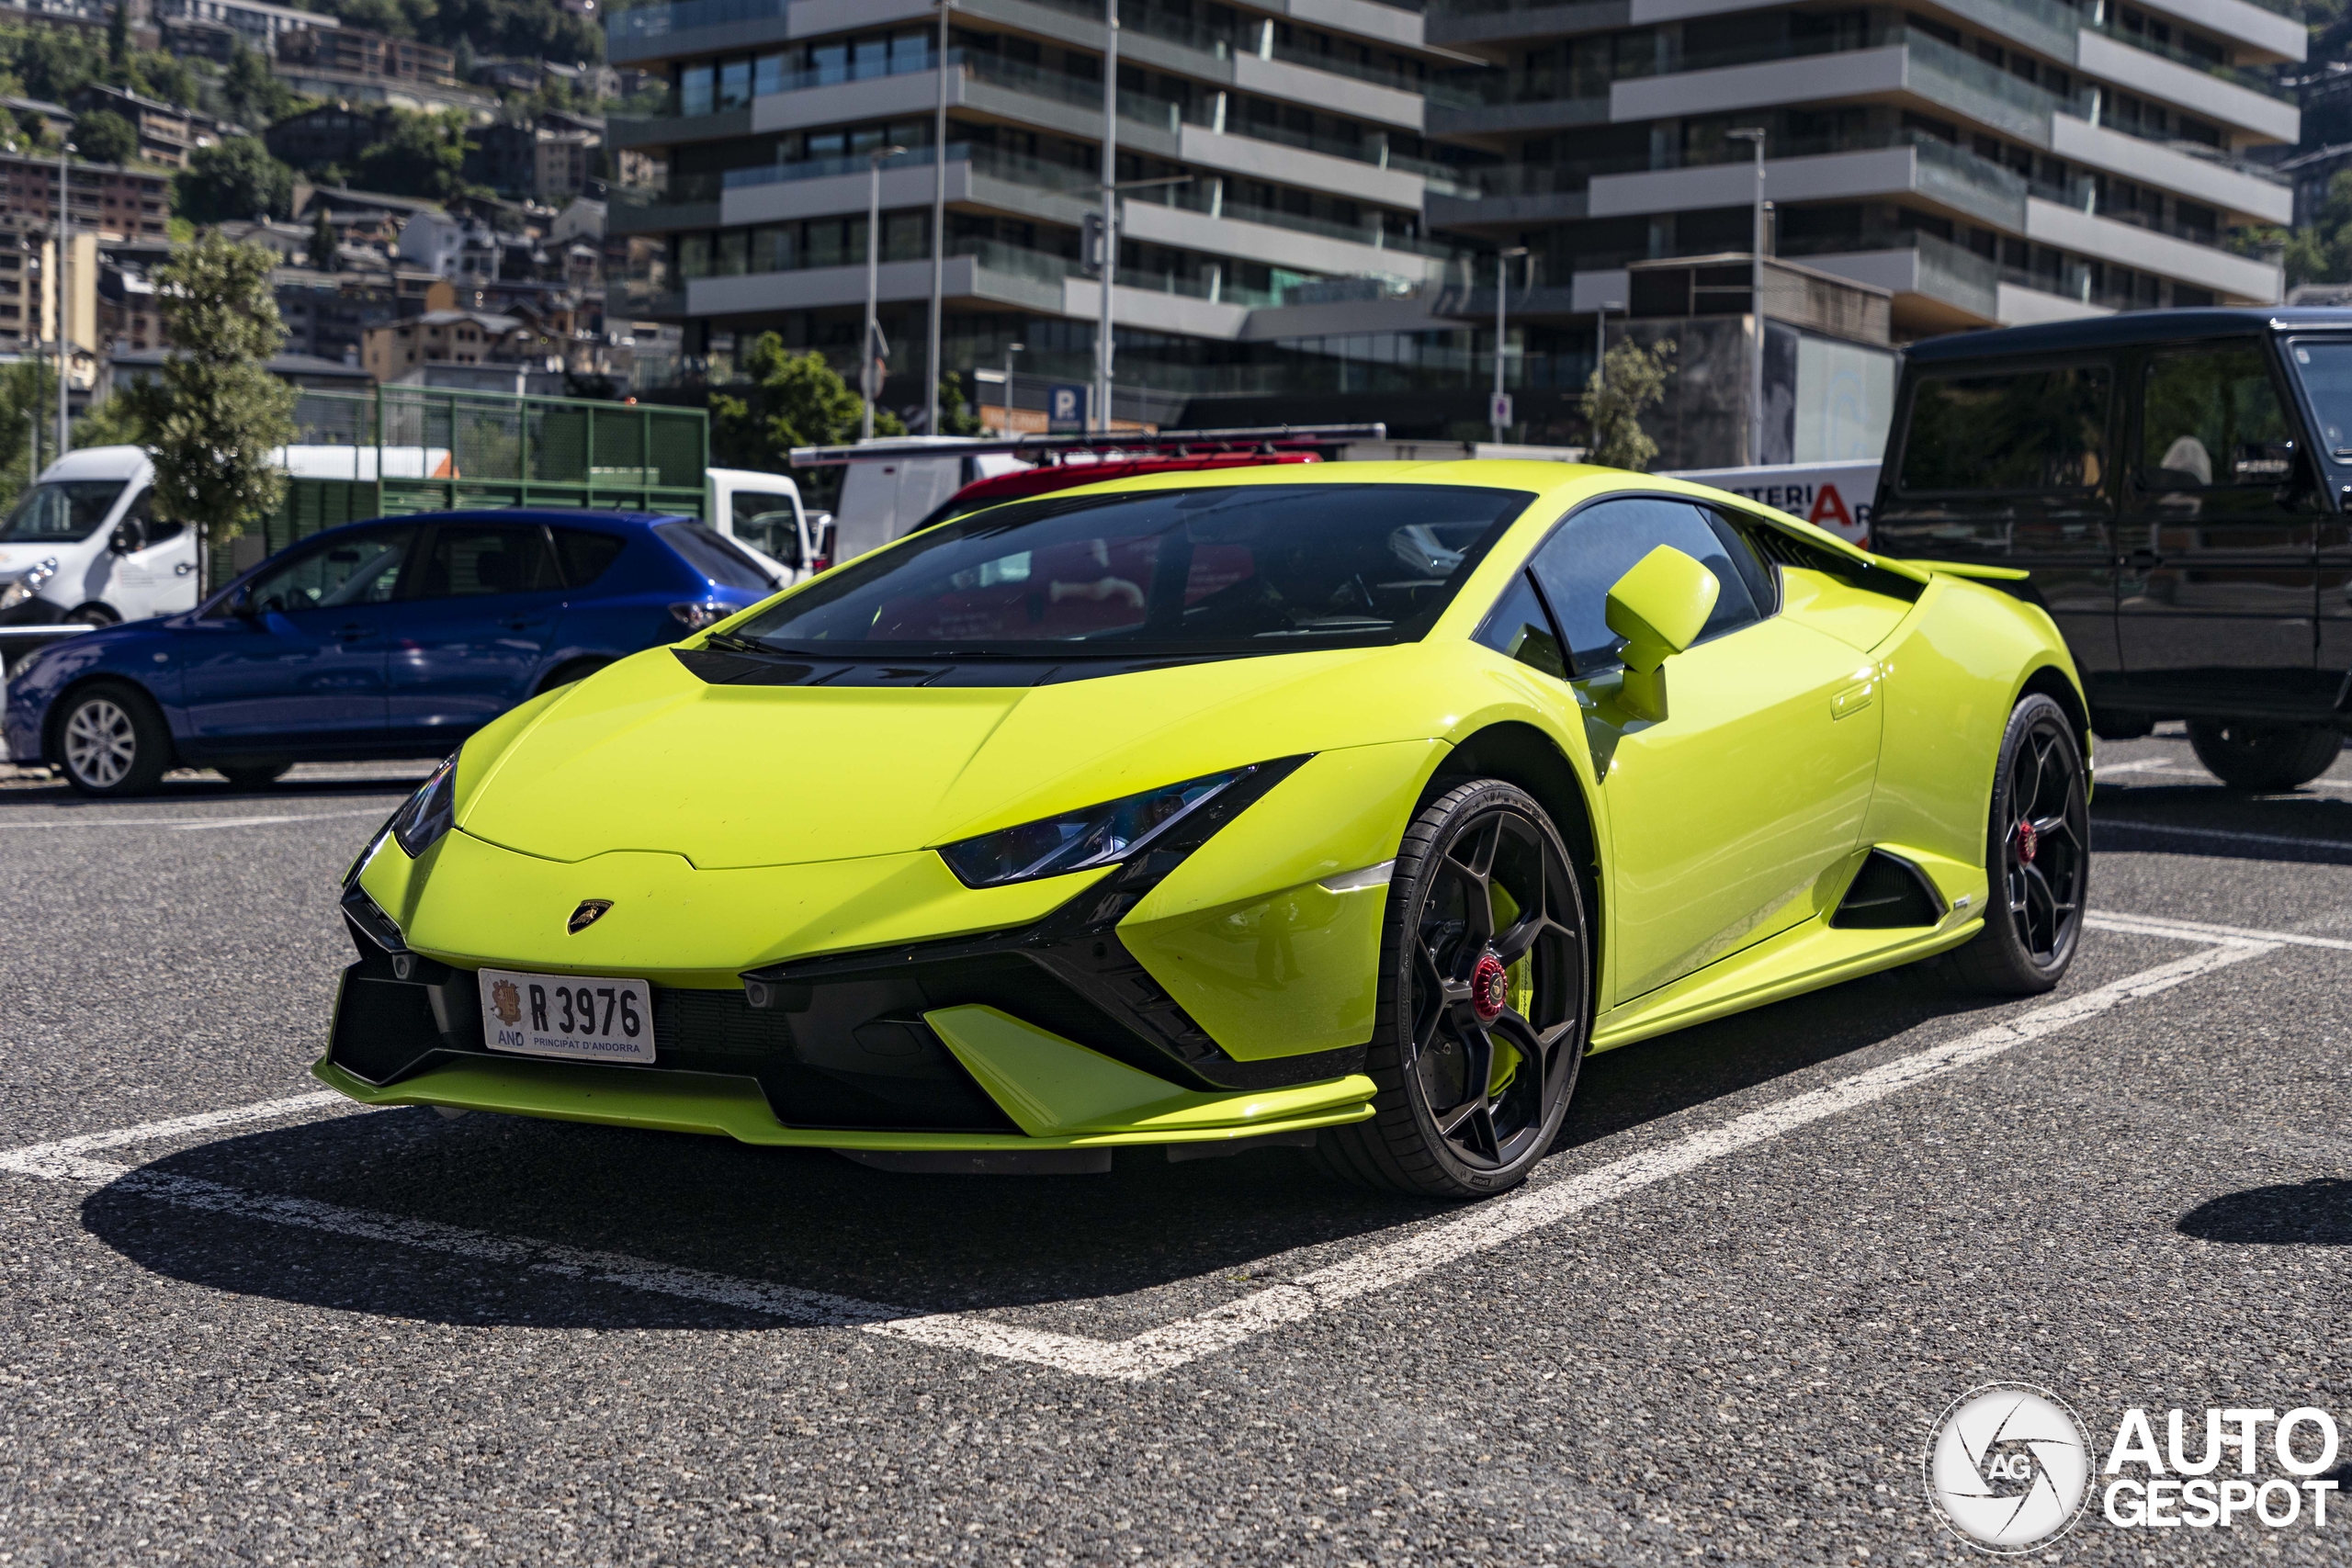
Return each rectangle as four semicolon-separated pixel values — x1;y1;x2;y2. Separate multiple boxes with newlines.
1873;308;2352;790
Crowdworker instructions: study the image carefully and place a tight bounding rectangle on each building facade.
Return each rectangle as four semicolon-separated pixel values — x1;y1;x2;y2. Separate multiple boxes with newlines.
605;0;2301;445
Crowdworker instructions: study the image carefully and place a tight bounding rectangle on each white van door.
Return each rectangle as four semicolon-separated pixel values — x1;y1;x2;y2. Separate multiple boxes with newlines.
107;491;198;621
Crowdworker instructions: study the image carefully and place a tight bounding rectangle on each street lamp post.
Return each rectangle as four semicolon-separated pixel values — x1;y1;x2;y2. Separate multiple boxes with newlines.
1724;127;1767;466
926;0;951;437
55;139;72;463
1000;341;1023;434
1093;0;1118;434
863;143;907;443
1491;245;1528;446
1594;297;1621;399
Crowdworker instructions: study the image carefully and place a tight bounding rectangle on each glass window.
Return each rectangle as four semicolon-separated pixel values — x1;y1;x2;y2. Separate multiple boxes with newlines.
853;36;889;78
0;480;124;542
718;58;752;109
810;40;847;84
552;527;626;586
656;520;777;590
2141;344;2292;488
1897;364;2110;493
731;492;802;566
237;527;413;615
418;525;559;598
677;232;711;279
714;229;748;276
1525;498;1764;675
679;62;713;118
889;29;930;71
728;484;1532;659
2290;340;2352;459
755;51;786;96
752;224;795;273
1473;570;1566;680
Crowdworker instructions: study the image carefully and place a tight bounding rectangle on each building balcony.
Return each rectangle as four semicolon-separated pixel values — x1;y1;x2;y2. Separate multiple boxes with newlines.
606;0;792;66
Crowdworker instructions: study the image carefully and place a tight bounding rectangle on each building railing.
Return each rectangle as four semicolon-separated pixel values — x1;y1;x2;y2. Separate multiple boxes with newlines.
2087;18;2295;101
607;0;787;48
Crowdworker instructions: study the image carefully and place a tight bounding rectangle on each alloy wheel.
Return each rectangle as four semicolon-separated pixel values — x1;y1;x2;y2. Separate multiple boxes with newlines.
63;697;137;789
1407;804;1584;1171
2001;710;2087;964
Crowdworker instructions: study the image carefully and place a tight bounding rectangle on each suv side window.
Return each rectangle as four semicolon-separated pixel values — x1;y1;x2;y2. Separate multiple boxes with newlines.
2139;343;2294;489
1897;364;2111;493
1525;498;1767;675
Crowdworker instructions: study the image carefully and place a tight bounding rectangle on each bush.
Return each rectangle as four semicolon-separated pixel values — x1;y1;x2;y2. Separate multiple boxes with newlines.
174;136;294;224
72;108;136;165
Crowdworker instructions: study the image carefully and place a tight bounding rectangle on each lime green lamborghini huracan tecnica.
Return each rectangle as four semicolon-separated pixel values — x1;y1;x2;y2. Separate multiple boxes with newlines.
319;462;2090;1197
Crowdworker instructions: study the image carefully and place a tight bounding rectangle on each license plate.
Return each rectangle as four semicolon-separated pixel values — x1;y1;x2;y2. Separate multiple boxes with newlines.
478;968;656;1065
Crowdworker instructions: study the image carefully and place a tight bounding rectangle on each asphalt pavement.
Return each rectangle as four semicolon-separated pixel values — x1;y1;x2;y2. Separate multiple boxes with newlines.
2;733;2348;1565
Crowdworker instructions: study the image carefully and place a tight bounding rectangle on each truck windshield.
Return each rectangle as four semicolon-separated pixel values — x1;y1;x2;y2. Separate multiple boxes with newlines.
0;481;125;543
2288;341;2352;457
724;483;1532;659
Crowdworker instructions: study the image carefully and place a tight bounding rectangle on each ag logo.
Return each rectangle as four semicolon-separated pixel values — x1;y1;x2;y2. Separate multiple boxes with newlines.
1924;1382;2092;1552
567;898;613;934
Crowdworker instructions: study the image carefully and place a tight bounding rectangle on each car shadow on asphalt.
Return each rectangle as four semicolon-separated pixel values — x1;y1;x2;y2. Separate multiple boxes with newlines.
2091;782;2352;865
78;963;2016;1331
2177;1179;2352;1246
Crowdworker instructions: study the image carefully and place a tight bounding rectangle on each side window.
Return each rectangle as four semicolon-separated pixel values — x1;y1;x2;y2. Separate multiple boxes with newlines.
1473;570;1566;680
239;527;414;615
2138;343;2293;489
1896;364;2111;493
418;525;560;599
1699;506;1778;614
731;491;802;567
551;527;627;586
1525;498;1764;675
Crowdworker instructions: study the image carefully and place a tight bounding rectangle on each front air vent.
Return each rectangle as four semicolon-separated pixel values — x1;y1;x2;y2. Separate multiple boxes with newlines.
1831;851;1946;929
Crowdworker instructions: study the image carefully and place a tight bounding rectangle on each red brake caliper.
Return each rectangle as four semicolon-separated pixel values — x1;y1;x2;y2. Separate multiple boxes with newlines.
2015;818;2040;864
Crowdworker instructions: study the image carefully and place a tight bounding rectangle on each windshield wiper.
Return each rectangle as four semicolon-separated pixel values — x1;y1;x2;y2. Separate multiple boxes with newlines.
703;631;780;655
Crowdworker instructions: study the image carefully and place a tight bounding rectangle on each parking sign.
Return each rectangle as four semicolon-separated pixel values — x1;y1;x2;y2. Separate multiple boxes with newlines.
1048;384;1089;432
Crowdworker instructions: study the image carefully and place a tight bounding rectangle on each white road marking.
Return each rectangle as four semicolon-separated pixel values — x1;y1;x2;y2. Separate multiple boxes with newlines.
2095;818;2352;853
2098;760;2352;792
0;919;2286;1380
0;807;388;831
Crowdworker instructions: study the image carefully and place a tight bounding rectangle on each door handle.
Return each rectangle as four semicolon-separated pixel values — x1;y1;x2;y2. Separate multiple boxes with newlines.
2123;548;2163;570
1832;680;1875;720
173;561;194;575
500;615;543;631
338;624;375;643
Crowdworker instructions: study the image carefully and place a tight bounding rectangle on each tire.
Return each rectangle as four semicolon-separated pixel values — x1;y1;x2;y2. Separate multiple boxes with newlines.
2186;720;2343;792
218;761;292;789
64;604;118;627
1947;694;2089;996
55;682;172;797
1317;780;1591;1200
536;657;610;695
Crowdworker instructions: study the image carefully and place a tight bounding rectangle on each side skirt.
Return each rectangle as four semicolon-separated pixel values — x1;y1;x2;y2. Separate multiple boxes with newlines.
1589;914;1982;1054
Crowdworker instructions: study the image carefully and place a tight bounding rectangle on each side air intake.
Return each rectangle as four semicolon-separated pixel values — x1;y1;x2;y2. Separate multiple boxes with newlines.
1831;850;1947;929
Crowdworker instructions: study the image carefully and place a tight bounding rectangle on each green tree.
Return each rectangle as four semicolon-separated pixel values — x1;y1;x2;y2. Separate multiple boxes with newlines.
2286;171;2352;287
309;207;338;270
0;357;58;516
352;109;466;200
73;108;136;165
174;135;294;222
1580;336;1677;472
117;234;298;575
935;372;984;436
11;28;99;104
105;3;127;78
709;333;899;468
220;40;294;128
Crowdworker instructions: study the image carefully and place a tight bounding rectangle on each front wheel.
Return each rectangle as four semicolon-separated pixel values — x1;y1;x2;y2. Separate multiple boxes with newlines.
56;683;172;797
1947;694;2088;995
1318;780;1591;1200
2186;720;2342;792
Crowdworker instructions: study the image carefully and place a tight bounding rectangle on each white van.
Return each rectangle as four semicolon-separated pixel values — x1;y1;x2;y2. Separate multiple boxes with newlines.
0;446;187;627
708;467;822;582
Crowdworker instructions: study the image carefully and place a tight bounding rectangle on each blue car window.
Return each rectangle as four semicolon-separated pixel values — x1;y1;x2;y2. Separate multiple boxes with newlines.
655;520;774;591
1526;499;1763;676
419;525;560;598
241;528;414;615
551;527;626;586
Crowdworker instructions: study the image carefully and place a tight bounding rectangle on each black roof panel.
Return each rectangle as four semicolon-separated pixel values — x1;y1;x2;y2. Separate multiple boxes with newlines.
1906;308;2352;365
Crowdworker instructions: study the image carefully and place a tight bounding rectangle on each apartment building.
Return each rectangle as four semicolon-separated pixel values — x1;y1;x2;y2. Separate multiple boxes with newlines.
66;84;234;170
605;0;2299;442
0;152;171;242
277;23;460;87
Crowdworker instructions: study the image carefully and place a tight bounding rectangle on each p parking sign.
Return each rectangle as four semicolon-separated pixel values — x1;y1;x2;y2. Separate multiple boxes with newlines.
1048;384;1089;432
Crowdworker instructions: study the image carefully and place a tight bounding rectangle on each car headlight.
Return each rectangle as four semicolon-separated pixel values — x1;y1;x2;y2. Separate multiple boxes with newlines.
937;767;1255;889
0;557;57;610
390;753;459;859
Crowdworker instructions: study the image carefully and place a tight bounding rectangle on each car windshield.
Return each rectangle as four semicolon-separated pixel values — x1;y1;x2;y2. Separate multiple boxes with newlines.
0;480;125;543
2288;340;2352;457
726;483;1534;659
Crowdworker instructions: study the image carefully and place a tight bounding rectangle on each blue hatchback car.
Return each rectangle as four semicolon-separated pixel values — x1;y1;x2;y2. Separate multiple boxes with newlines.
4;509;782;795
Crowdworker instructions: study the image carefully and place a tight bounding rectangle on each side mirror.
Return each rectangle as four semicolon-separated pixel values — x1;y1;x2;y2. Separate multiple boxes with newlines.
1603;545;1719;721
107;519;145;556
229;583;258;620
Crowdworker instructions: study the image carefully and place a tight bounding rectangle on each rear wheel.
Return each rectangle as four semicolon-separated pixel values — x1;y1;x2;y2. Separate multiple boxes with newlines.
1947;694;2087;995
56;682;171;797
2186;720;2342;792
63;604;118;628
1318;780;1590;1200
